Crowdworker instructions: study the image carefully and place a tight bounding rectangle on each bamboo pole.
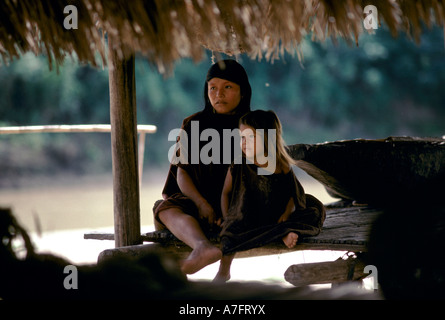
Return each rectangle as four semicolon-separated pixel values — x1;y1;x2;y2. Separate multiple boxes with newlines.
0;124;156;188
108;38;141;248
138;132;146;190
0;124;156;134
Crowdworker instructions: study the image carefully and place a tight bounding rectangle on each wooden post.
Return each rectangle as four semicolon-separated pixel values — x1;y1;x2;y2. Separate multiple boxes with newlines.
108;40;141;247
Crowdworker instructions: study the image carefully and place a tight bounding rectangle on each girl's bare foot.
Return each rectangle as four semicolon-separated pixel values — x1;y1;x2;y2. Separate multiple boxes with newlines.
213;271;231;283
212;254;235;283
283;232;299;248
180;242;222;274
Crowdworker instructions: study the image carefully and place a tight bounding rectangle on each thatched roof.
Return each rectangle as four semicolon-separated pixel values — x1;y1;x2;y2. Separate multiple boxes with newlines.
1;0;444;73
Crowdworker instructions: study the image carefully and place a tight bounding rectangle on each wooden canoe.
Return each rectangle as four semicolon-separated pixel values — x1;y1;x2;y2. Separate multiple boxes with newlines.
288;136;445;206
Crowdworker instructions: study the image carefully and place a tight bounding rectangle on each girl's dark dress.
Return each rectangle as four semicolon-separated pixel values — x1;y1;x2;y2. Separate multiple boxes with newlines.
220;162;326;255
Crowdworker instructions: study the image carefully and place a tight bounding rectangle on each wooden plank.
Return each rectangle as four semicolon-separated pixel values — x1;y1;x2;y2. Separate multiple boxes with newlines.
108;37;141;248
85;206;381;257
84;232;367;258
0;124;156;134
84;233;115;241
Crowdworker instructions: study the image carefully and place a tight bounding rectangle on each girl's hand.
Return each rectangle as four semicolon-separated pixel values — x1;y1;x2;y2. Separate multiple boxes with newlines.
278;198;295;223
197;199;217;225
277;212;291;223
215;218;223;227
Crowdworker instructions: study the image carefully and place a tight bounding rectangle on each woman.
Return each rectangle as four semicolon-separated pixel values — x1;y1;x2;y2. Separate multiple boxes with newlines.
154;59;252;274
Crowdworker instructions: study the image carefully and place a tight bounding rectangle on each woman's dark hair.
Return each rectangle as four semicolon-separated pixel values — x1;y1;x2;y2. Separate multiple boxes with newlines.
203;59;251;115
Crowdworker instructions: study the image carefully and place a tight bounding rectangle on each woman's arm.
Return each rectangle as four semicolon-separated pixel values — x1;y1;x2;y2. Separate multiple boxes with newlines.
177;167;216;225
220;169;233;222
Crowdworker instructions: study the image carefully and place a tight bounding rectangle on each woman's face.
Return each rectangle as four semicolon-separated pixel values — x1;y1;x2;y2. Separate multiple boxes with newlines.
207;78;241;114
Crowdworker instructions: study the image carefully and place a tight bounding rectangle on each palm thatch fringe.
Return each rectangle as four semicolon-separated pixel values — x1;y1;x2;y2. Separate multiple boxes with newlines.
0;0;444;73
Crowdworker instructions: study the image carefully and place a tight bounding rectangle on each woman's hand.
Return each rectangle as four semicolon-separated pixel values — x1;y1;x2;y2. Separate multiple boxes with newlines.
177;167;218;225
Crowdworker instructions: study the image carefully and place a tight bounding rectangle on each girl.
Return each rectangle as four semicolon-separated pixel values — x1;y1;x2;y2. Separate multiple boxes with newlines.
215;110;326;282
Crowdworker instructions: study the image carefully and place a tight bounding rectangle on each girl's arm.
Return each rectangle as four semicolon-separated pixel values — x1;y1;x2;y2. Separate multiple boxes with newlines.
177;167;216;225
220;169;233;224
278;197;295;223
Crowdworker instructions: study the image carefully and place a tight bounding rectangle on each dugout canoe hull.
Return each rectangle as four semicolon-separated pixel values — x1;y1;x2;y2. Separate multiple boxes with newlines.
288;136;445;206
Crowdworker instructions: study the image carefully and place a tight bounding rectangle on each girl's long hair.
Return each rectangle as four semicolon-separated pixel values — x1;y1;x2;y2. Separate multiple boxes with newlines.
239;110;296;171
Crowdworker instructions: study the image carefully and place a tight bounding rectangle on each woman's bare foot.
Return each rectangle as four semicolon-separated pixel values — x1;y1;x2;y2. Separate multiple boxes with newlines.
282;232;299;248
180;242;222;274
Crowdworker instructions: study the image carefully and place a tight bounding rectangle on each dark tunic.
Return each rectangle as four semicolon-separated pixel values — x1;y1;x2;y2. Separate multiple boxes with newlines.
220;162;326;255
153;109;243;232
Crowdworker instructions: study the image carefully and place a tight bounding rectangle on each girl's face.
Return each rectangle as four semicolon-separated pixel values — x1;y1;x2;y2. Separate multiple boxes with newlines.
207;78;241;115
240;123;265;161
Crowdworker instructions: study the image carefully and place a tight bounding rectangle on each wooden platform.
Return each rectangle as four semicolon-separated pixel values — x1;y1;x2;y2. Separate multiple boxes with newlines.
85;205;382;259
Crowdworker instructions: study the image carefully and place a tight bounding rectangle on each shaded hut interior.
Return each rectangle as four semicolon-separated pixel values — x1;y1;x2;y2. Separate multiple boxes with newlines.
1;0;445;299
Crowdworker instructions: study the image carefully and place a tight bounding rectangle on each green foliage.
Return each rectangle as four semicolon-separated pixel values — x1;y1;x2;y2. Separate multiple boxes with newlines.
0;26;444;180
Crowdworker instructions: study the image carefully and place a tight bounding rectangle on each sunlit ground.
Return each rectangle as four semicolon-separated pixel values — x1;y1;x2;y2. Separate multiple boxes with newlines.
0;167;355;287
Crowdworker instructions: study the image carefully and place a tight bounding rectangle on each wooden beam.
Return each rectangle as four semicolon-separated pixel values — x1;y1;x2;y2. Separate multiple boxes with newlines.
108;38;141;247
97;243;184;264
84;231;367;259
284;257;367;287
